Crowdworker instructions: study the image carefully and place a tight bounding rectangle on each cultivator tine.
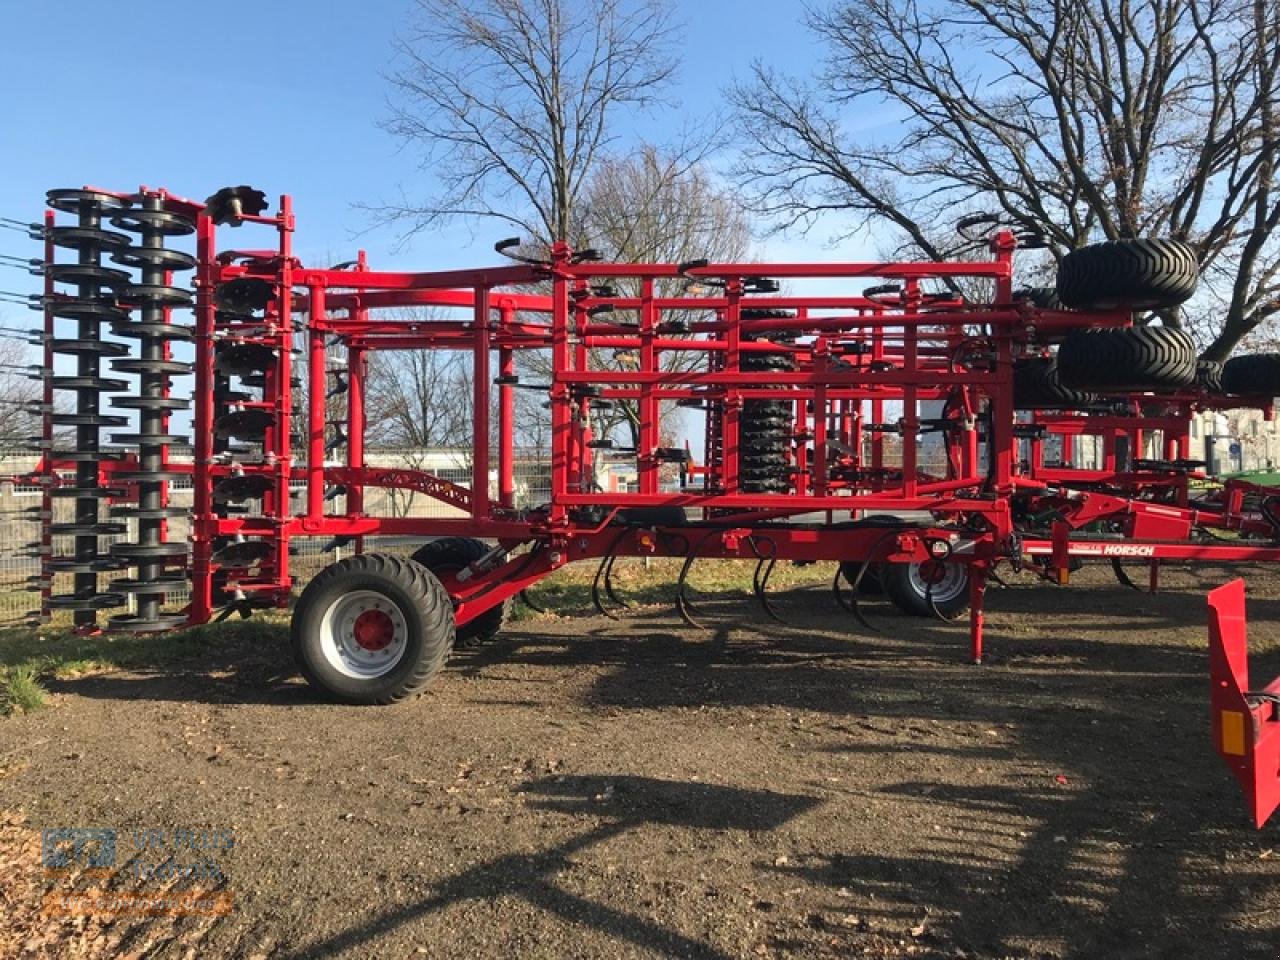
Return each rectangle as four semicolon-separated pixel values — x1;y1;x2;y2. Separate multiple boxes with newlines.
602;555;630;610
1111;558;1141;590
517;589;546;613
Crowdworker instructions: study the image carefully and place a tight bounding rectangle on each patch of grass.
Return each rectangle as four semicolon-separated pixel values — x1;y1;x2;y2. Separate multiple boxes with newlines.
0;615;291;719
0;664;46;715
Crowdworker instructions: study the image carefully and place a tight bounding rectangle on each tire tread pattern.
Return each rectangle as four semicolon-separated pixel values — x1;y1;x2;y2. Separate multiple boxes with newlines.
1056;239;1198;310
1057;326;1196;391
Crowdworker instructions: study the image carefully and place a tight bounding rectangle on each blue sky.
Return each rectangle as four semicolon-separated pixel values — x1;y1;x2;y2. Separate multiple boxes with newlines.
0;0;845;281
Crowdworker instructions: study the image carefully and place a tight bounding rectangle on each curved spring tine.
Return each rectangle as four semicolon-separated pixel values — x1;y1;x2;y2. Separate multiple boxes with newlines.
602;553;630;609
756;556;785;624
591;551;620;621
832;565;855;612
675;530;719;628
1111;558;1140;591
518;589;546;613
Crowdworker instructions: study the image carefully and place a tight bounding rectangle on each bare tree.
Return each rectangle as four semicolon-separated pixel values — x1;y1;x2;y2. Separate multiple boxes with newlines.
377;0;680;243
518;146;753;449
0;337;39;448
730;0;1280;359
366;346;475;452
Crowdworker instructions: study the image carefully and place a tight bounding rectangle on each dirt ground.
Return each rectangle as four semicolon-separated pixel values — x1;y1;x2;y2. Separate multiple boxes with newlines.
1;560;1279;959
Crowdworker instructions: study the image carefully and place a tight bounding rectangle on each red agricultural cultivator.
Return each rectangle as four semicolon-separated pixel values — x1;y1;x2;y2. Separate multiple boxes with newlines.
11;185;1280;824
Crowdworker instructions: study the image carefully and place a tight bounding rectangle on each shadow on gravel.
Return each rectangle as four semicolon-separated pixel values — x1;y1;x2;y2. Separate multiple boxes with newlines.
281;776;820;960
529;585;1278;958
44;623;308;707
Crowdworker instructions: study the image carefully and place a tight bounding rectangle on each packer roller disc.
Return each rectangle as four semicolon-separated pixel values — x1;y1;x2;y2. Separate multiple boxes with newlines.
48;375;128;391
111;358;190;375
111;320;195;340
51;413;128;428
110;432;188;445
109;505;189;520
49;521;128;536
48;592;126;611
109;573;188;594
110;470;190;483
48;338;129;357
47;558;130;573
108;612;190;633
45;188;127;213
45;299;131;324
110;395;191;411
109;541;189;559
111;246;196;270
45;263;133;288
110;207;195;236
46;225;131;250
118;283;193;307
35;448;126;462
49;486;125;499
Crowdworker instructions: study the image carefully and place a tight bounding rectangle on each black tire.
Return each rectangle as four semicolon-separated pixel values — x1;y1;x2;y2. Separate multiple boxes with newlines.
1196;358;1225;394
1056;238;1198;311
291;553;454;705
411;537;508;645
1057;326;1197;391
1222;354;1280;396
1013;357;1095;408
1014;286;1068;311
882;561;970;618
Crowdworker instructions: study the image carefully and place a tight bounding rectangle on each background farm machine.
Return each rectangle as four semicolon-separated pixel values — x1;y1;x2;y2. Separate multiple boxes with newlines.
12;184;1280;825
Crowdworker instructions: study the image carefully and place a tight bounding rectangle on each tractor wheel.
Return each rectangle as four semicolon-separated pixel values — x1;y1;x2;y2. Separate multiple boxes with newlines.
882;560;970;619
411;536;509;645
291;553;454;705
1013;357;1094;409
1222;354;1280;396
1196;358;1225;394
1055;238;1198;311
1057;326;1197;392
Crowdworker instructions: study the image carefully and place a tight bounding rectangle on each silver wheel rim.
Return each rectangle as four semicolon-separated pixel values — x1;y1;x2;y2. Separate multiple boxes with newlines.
907;561;968;604
318;589;409;679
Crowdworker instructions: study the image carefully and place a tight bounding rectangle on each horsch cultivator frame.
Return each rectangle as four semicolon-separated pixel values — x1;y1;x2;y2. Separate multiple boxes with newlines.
13;184;1280;825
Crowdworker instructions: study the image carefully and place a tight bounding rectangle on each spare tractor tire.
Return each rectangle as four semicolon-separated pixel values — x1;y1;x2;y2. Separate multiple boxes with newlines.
1057;326;1197;391
1013;357;1095;408
1222;353;1280;396
411;536;508;645
1055;239;1198;311
1195;358;1225;394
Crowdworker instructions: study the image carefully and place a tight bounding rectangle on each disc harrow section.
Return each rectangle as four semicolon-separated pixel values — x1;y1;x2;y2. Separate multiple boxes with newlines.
195;191;296;622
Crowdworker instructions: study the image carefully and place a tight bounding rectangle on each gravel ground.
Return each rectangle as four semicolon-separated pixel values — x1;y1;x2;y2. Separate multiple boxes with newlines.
1;561;1279;959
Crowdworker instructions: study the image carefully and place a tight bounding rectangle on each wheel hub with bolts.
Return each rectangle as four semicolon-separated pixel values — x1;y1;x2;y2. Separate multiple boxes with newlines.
909;561;967;603
318;590;408;678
